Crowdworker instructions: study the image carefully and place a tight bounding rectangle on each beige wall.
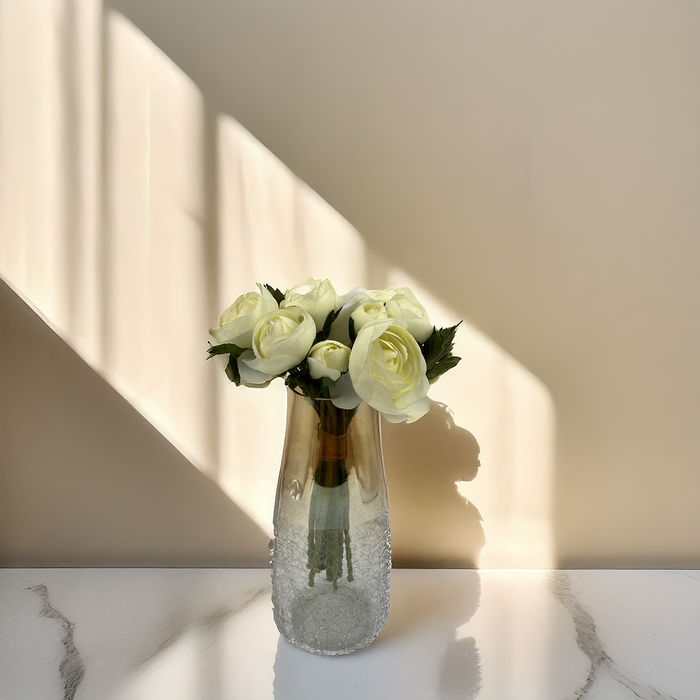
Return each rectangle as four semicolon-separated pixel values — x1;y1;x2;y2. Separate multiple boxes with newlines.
1;0;699;568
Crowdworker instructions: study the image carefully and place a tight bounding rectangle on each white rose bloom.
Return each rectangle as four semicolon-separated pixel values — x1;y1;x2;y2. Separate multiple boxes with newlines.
348;318;431;423
307;340;351;381
385;287;434;343
280;278;337;328
209;283;278;348
350;300;389;334
238;308;316;384
328;288;372;346
336;287;370;308
365;288;396;303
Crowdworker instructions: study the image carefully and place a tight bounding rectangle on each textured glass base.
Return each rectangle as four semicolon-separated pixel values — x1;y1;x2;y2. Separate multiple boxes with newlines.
286;587;381;655
271;517;391;655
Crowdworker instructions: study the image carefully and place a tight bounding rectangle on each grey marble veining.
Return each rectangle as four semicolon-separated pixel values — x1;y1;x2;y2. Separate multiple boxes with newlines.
0;569;697;700
550;573;677;700
28;584;85;700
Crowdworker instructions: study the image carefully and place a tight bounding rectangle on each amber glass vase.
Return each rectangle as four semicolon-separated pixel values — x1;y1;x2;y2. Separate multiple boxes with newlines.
270;388;391;655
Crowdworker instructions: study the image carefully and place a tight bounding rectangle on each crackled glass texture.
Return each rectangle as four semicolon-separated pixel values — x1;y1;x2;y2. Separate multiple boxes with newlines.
271;389;391;655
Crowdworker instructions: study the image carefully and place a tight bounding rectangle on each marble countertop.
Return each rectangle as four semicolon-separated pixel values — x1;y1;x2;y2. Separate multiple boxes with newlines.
0;569;698;700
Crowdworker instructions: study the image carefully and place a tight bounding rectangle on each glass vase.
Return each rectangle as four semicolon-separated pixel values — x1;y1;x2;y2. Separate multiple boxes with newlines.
270;388;391;655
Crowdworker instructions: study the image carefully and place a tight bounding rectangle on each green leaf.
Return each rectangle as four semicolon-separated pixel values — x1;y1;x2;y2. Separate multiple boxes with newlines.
421;322;462;383
264;284;286;305
421;323;460;364
314;308;342;345
225;355;242;385
348;316;357;344
426;354;461;384
207;342;246;359
285;362;328;400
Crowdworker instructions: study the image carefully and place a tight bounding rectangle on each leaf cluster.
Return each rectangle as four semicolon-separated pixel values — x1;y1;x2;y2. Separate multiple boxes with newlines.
285;365;330;400
206;342;246;386
420;322;462;384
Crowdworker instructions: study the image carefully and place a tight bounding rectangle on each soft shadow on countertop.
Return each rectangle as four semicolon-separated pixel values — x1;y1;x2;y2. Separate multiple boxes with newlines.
382;400;484;568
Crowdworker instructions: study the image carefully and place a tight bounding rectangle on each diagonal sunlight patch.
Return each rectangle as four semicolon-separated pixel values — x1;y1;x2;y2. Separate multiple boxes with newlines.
101;9;214;473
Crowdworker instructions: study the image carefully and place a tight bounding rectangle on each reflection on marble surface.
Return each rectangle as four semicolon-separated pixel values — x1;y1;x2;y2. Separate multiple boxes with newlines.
0;569;697;700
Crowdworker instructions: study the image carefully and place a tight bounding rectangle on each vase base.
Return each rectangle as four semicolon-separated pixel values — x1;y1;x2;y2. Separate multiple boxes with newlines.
275;585;387;655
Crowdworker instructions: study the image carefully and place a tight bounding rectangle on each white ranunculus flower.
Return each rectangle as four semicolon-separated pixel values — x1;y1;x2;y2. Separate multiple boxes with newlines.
336;287;370;308
348;318;431;423
280;278;337;328
385;287;434;343
350;300;389;334
366;288;396;303
328;288;371;346
209;283;278;348
307;340;351;381
238;308;316;382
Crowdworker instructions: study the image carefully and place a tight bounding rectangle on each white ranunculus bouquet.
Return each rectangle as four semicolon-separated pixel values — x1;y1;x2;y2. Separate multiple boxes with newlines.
208;278;461;424
208;278;461;594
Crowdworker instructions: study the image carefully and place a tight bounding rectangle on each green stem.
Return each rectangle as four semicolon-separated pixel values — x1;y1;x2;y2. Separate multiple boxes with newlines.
306;400;358;590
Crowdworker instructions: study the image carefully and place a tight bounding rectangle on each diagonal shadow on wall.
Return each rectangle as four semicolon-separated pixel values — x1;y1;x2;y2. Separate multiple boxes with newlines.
0;279;270;566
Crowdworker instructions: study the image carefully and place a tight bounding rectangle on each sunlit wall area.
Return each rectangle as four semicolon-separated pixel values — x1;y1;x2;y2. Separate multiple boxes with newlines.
0;0;102;366
102;10;214;471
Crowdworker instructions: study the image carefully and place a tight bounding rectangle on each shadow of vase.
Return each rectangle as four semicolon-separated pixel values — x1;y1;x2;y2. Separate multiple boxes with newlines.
382;399;485;568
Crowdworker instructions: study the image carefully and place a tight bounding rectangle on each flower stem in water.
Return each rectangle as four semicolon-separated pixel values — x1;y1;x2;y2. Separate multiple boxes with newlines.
306;400;358;589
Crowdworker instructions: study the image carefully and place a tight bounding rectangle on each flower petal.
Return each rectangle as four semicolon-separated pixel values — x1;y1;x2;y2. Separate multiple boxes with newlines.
329;372;363;410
